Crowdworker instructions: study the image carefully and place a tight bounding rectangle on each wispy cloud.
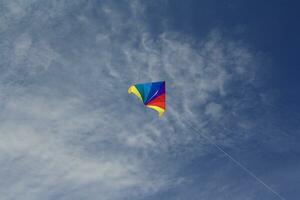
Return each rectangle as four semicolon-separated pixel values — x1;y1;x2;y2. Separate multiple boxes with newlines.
0;0;260;199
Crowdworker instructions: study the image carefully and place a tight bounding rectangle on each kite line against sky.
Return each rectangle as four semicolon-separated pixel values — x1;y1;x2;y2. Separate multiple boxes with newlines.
128;81;286;200
184;120;287;200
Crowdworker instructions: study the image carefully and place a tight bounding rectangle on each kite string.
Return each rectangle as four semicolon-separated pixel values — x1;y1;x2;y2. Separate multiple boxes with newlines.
183;120;286;200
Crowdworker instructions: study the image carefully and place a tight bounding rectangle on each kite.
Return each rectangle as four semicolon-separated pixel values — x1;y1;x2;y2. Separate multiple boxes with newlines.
128;81;165;117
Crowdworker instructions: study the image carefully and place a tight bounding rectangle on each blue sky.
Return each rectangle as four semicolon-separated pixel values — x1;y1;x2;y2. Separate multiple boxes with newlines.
0;0;299;200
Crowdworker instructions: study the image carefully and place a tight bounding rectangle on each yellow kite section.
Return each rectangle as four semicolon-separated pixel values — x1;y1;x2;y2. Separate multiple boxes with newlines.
128;85;143;102
146;105;165;117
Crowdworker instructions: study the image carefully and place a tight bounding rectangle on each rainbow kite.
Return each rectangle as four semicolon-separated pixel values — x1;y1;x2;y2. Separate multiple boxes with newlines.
128;81;165;117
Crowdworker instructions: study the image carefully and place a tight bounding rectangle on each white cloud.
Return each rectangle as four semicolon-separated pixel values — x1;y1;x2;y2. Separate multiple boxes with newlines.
0;87;166;200
205;102;223;119
0;0;259;200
